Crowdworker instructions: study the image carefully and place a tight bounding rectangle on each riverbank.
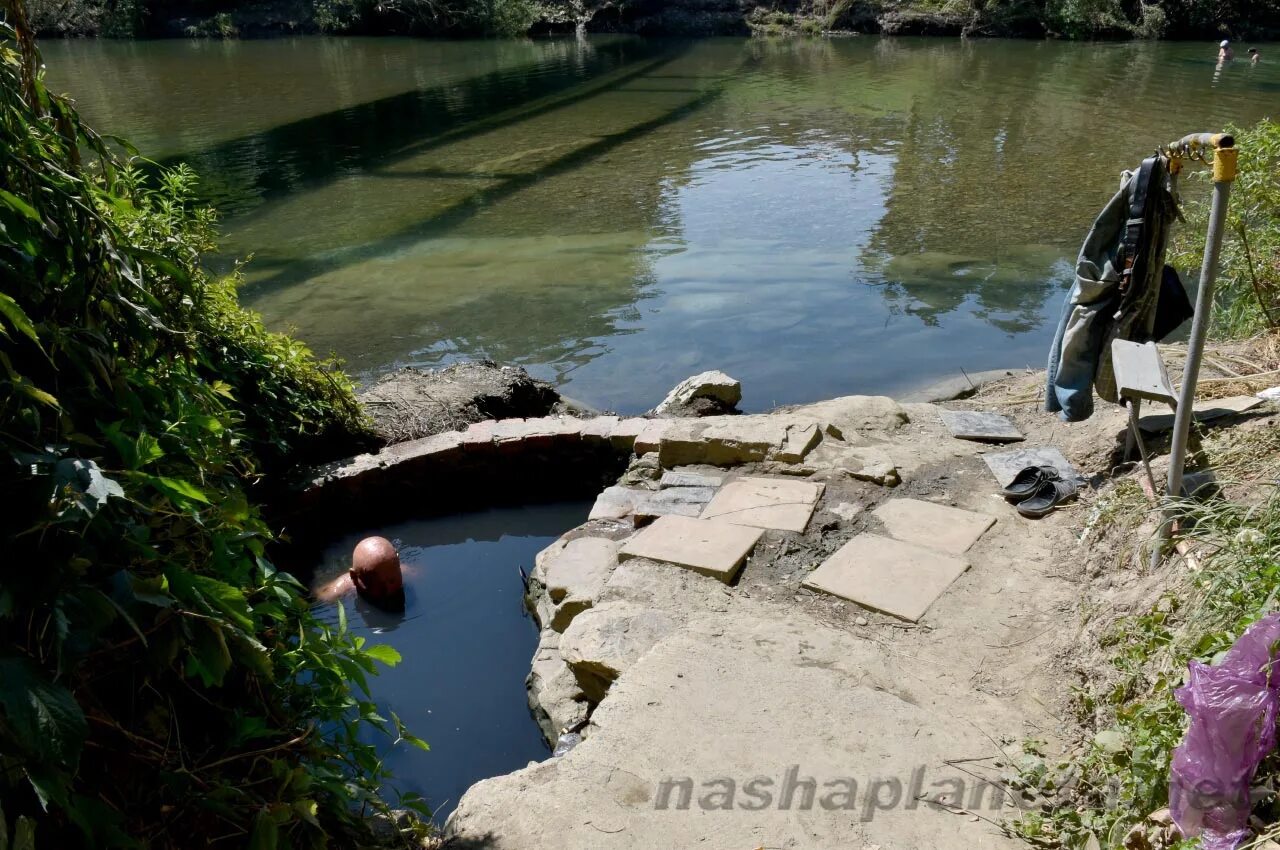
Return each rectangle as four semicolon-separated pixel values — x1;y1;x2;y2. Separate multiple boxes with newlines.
25;0;1280;40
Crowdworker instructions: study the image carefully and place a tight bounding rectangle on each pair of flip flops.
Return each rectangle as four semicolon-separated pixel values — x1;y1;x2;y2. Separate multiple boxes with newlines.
1000;466;1078;518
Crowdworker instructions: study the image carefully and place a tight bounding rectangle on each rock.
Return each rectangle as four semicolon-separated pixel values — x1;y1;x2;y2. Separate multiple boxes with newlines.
653;370;742;416
598;557;733;617
773;422;822;464
358;362;560;443
543;537;619;604
658;415;788;467
659;470;724;489
588;486;641;521
830;502;864;522
560;603;680;702
808;443;901;487
539;537;620;631
787;395;909;434
449;607;1029;850
527;630;590;742
634;421;672;455
620;452;662;488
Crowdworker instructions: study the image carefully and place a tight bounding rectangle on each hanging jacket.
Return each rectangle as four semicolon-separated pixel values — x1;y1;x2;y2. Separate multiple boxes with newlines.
1045;156;1185;421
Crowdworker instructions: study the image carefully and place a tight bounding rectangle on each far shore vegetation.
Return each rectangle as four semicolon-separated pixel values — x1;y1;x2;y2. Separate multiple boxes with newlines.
22;0;1280;40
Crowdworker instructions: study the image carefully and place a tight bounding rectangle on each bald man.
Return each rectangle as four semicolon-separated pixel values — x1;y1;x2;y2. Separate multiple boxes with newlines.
316;536;407;609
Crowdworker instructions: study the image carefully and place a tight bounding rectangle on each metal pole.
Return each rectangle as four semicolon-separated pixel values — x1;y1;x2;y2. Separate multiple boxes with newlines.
1150;137;1237;569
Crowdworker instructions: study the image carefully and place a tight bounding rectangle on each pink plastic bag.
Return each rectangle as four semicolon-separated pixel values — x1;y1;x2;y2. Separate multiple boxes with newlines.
1169;613;1280;850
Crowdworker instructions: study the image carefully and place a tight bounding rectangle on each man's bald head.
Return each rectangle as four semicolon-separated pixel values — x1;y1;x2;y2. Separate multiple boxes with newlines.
349;536;403;607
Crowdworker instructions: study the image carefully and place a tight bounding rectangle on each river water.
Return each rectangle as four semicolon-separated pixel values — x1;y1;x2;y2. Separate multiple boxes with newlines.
45;36;1280;411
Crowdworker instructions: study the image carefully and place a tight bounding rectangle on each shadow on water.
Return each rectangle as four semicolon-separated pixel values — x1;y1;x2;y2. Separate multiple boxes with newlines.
166;38;691;216
240;58;731;296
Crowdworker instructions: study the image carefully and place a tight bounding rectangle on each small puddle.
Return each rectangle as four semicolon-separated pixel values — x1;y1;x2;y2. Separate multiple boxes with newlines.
310;501;590;821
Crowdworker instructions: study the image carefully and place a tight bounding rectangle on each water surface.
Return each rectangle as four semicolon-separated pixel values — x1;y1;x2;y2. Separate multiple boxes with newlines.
45;36;1280;410
310;501;589;821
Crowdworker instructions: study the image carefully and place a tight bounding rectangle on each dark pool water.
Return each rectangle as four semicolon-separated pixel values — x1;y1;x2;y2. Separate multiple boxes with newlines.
310;501;589;821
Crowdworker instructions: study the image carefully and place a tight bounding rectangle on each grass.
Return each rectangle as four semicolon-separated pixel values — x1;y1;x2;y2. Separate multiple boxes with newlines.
1010;413;1280;848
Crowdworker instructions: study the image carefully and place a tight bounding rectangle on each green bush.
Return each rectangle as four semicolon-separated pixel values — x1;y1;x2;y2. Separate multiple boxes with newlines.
1171;119;1280;339
0;7;418;847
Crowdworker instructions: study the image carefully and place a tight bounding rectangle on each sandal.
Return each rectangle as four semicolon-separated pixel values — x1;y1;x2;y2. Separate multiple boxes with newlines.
1000;465;1060;501
1016;477;1079;518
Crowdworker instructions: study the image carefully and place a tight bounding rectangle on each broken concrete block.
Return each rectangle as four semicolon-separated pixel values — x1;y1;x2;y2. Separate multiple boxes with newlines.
772;421;823;464
802;533;969;622
634;421;671;455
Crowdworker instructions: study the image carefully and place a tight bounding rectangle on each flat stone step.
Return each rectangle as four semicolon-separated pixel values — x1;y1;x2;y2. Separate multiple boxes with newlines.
802;533;970;622
699;477;823;533
982;445;1080;488
618;515;763;584
872;498;996;555
939;409;1024;443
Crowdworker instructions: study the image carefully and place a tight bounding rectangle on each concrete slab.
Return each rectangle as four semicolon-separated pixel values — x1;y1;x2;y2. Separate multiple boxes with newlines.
802;533;969;622
699;477;823;533
872;498;996;554
618;515;763;583
982;446;1080;487
939;409;1024;443
1139;395;1265;432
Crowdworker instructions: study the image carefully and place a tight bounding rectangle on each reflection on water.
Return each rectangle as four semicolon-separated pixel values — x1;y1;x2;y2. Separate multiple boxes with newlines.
46;36;1280;410
310;501;590;822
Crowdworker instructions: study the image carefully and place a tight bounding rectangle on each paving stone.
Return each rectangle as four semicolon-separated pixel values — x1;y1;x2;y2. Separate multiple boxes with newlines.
633;487;717;521
618;515;763;583
801;533;969;622
872;498;996;554
1138;395;1265;432
700;477;822;533
938;410;1024;443
982;446;1080;487
659;470;724;489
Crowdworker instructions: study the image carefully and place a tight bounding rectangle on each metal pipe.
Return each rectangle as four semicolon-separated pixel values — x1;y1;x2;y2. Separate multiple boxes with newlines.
1150;139;1236;569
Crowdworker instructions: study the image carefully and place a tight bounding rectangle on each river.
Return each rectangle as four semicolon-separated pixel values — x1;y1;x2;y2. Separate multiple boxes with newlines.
45;35;1278;411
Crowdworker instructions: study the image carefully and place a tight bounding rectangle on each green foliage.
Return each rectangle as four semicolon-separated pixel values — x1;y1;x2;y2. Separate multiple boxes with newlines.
1011;490;1280;848
0;7;416;847
1172;119;1280;340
